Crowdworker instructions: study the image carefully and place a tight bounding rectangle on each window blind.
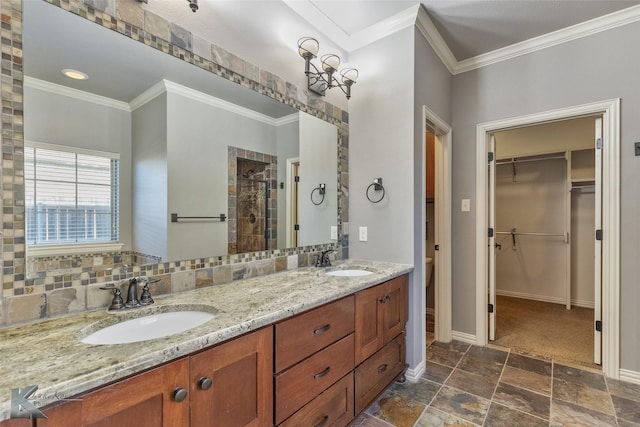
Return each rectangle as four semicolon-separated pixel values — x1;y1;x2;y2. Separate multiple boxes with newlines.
25;144;120;246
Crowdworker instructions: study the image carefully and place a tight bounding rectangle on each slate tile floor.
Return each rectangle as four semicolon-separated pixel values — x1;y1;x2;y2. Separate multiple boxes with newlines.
352;340;640;427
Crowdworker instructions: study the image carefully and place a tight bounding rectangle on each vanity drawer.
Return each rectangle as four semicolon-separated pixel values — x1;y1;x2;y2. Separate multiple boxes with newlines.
275;295;354;372
278;372;354;427
275;333;355;424
354;332;405;414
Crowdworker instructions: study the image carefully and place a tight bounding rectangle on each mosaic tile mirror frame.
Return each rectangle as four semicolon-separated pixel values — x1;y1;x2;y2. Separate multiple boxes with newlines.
0;0;349;322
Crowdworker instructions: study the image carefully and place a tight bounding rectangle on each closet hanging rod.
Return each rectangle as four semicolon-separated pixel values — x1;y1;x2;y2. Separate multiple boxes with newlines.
495;231;565;237
495;155;566;165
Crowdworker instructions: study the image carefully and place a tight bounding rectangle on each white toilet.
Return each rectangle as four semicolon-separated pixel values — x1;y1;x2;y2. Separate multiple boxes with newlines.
425;256;433;288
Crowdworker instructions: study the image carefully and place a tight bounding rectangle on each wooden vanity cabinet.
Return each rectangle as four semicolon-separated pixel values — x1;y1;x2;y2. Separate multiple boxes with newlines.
354;275;408;415
1;273;410;427
189;326;273;427
10;327;271;427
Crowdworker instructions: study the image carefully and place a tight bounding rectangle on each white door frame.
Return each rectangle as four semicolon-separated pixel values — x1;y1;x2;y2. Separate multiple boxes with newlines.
474;99;620;378
423;106;452;342
285;157;300;248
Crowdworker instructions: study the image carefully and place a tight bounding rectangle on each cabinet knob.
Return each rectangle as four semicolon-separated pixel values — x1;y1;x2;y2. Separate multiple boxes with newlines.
377;363;388;374
198;376;213;390
379;294;391;303
172;387;188;402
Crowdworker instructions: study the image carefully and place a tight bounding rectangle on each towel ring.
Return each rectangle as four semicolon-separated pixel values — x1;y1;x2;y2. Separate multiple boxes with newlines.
311;183;326;205
366;178;385;203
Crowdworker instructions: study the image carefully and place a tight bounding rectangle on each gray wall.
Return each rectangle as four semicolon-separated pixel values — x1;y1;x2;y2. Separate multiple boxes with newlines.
24;85;133;250
451;21;640;372
349;28;415;263
415;30;454;315
165;90;279;261
349;26;453;373
132;95;168;260
298;112;338;247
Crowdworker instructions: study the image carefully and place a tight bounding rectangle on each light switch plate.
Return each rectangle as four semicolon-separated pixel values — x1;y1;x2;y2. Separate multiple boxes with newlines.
330;226;338;240
461;199;471;212
359;226;368;242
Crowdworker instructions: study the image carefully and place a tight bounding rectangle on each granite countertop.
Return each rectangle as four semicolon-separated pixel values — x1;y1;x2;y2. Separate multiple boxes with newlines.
0;259;412;421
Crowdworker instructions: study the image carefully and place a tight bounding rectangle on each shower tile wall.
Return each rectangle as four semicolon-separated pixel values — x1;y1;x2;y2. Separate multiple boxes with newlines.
237;160;268;253
228;148;277;254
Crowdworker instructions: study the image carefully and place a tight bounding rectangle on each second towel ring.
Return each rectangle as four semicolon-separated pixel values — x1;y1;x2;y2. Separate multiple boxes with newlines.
366;178;385;203
311;183;326;205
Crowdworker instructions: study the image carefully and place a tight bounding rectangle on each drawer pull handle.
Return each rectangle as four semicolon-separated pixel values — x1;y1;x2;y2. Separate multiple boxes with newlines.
314;367;331;379
314;415;329;427
377;363;388;374
314;324;331;335
172;387;188;402
198;376;213;390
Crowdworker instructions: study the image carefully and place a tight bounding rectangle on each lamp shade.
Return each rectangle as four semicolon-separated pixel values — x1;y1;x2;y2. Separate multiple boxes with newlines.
321;54;340;72
341;67;358;84
298;37;319;58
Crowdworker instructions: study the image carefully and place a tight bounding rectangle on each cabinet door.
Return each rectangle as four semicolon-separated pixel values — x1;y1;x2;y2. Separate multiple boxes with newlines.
354;285;384;365
190;327;273;427
355;275;408;365
81;358;190;427
381;275;408;343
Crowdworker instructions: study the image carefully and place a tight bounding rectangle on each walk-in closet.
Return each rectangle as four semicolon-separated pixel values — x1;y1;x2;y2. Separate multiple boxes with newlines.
490;116;600;367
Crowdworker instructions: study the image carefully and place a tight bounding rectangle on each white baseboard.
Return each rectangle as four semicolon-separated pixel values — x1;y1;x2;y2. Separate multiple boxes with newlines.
496;290;595;309
452;330;476;344
619;369;640;385
405;360;425;383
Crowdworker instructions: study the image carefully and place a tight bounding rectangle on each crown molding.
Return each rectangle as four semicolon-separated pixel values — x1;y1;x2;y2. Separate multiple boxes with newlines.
290;2;640;76
348;4;420;52
129;80;166;111
132;80;293;127
274;113;300;126
453;4;640;74
283;0;418;53
415;7;457;74
24;77;131;111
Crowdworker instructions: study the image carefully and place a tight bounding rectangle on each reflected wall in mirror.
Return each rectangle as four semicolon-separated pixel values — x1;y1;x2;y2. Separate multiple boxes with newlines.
2;0;348;300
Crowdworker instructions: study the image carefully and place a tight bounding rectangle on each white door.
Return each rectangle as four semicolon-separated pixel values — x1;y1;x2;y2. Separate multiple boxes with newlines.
488;134;497;341
594;118;603;365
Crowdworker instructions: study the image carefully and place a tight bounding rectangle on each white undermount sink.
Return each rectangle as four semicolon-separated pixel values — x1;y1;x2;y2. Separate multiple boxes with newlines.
326;269;374;277
80;308;216;345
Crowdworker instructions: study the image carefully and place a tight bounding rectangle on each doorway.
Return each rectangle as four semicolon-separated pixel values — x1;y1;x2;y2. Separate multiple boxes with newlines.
475;99;620;379
423;107;452;344
488;117;599;367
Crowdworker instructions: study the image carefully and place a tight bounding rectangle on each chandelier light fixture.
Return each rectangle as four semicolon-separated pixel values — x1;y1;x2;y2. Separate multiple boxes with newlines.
297;37;358;99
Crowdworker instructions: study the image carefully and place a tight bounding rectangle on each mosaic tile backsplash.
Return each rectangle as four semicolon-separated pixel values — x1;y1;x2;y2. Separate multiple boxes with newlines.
0;0;349;326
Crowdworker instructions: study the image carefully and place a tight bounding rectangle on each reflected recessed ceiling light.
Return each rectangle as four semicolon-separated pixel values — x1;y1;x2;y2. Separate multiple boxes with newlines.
61;69;88;80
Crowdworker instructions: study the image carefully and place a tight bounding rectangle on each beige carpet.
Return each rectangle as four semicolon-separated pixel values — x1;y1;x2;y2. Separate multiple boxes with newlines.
492;295;597;368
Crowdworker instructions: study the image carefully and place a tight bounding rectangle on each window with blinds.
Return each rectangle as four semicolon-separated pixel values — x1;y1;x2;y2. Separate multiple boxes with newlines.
25;143;120;246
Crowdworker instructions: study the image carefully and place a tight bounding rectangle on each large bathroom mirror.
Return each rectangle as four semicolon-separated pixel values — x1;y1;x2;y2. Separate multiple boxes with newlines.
22;0;340;269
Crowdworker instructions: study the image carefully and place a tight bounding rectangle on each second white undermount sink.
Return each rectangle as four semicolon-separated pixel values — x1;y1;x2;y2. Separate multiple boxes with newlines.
326;269;374;277
81;309;216;345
